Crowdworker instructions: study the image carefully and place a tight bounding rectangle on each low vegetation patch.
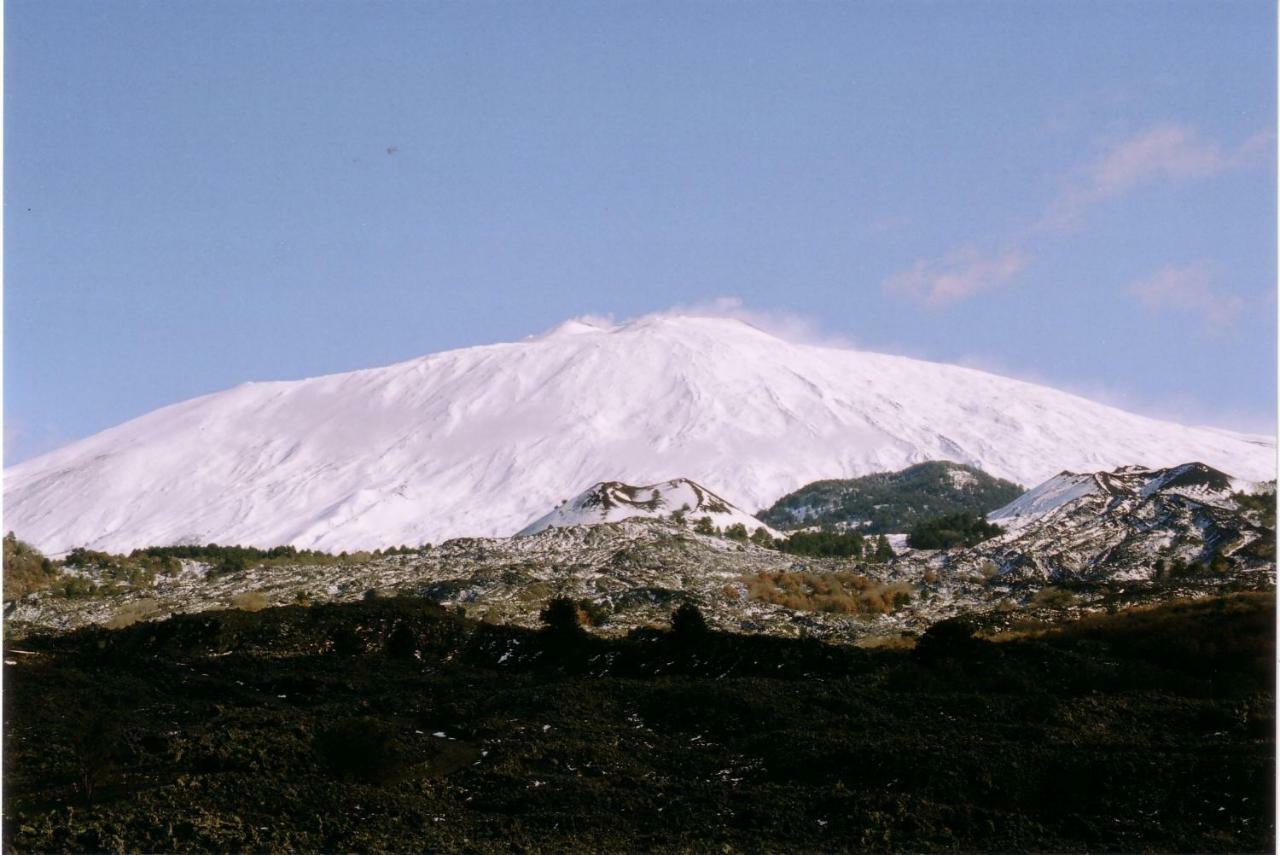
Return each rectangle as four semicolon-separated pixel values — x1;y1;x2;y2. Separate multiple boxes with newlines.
744;570;913;615
3;532;59;601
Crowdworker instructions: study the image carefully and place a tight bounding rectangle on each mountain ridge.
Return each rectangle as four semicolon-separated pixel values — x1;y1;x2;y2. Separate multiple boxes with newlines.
6;314;1274;554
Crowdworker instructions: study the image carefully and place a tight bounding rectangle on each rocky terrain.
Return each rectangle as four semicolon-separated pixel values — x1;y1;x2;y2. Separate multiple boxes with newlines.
4;592;1274;852
517;478;775;537
6;463;1273;647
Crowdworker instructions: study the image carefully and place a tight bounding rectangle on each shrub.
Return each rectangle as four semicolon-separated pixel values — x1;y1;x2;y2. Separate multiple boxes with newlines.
103;598;160;629
61;576;99;599
693;517;718;536
749;527;775;548
915;615;982;661
671;603;708;639
540;597;583;634
1030;587;1076;609
3;532;59;601
723;523;749;542
212;554;248;577
230;591;269;612
1232;490;1276;527
744;571;913;615
575;599;611;627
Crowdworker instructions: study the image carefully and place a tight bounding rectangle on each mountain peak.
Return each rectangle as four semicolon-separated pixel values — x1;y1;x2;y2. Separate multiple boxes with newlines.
5;318;1273;554
516;477;774;537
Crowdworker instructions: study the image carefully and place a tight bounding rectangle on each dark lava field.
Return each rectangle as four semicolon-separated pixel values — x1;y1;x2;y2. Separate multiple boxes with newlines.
4;593;1274;853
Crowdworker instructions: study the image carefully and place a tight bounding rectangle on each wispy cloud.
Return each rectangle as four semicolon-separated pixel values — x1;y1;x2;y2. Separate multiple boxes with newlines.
1128;261;1246;332
649;297;856;347
883;247;1026;308
884;123;1269;308
1042;124;1270;230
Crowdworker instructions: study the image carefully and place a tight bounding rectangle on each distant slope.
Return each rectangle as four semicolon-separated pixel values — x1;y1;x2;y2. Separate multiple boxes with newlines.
516;478;774;537
5;314;1274;554
760;462;1024;533
933;462;1278;583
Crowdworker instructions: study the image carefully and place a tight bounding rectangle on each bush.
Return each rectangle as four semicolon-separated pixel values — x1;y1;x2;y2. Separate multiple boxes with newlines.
212;554;248;577
229;591;269;612
914;615;983;661
692;517;718;536
540;597;583;634
744;571;913;615
671;603;708;639
103;598;160;629
3;532;59;601
1030;587;1076;609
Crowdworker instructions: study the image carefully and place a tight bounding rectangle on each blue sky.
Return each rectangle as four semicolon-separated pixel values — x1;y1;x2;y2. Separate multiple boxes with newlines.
5;0;1276;463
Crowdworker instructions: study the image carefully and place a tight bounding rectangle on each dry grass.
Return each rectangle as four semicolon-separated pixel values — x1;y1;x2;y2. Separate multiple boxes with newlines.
103;598;160;629
230;591;270;612
854;633;918;651
744;571;914;615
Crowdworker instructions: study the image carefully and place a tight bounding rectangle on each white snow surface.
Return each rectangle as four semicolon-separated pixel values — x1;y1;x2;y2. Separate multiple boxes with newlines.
987;462;1245;531
5;314;1276;554
517;478;775;537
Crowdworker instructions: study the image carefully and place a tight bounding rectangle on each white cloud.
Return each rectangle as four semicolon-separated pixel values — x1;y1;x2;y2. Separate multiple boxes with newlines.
1128;261;1246;332
645;297;857;348
1043;124;1269;229
883;123;1268;308
882;247;1026;308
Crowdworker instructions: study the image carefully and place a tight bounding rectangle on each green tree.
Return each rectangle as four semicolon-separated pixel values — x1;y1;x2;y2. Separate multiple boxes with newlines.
906;512;1003;550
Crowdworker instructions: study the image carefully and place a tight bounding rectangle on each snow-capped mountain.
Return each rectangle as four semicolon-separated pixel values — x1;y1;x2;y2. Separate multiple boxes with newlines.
5;314;1275;554
517;478;774;537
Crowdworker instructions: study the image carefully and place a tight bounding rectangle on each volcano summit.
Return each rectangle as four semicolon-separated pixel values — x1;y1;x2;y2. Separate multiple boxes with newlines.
5;315;1273;554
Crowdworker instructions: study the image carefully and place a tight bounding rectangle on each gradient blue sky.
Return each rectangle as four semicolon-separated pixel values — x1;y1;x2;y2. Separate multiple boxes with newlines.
5;0;1276;463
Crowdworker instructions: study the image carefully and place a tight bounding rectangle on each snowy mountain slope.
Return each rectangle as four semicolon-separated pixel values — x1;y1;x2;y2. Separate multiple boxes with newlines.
517;478;774;537
5;314;1275;554
936;462;1276;582
988;462;1244;531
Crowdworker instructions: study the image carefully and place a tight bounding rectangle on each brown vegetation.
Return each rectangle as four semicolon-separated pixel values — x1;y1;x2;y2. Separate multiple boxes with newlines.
744;570;913;615
3;533;58;601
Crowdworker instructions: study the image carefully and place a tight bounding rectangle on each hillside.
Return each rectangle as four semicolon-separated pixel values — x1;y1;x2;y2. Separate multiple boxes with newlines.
760;461;1023;532
6;462;1274;645
5;314;1274;555
516;478;775;537
5;593;1272;853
